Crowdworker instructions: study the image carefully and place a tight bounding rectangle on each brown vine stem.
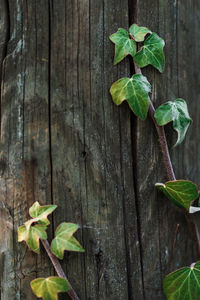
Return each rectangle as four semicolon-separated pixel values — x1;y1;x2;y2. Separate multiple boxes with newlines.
133;61;200;260
41;239;80;300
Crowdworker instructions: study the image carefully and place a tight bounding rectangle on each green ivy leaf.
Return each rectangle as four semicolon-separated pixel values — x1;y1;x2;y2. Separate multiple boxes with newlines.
18;224;47;254
129;24;152;42
164;262;200;300
109;28;136;65
155;180;198;211
134;33;165;72
31;277;69;300
110;74;151;120
51;223;85;259
25;201;57;229
154;99;192;146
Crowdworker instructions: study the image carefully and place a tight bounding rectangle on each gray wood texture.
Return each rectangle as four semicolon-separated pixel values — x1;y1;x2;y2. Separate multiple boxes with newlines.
0;0;199;299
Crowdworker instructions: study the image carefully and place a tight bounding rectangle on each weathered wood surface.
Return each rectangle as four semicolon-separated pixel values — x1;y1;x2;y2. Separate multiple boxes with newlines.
0;0;199;299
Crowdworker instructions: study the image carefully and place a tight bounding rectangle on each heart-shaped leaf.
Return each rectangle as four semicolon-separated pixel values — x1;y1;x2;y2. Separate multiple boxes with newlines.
164;261;200;300
31;277;69;300
51;223;85;259
18;224;47;254
129;24;152;42
109;28;136;65
134;33;165;72
155;180;198;211
110;74;151;120
154;99;192;146
25;201;57;229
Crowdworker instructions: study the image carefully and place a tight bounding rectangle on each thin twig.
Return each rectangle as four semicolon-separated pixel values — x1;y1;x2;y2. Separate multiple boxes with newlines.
41;239;80;300
133;61;200;259
148;101;176;181
134;61;175;181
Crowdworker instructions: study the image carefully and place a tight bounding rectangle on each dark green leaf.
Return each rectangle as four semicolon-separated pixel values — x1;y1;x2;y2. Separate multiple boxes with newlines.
25;201;57;229
129;24;152;42
154;99;192;146
51;223;85;259
155;180;198;211
31;277;69;300
18;224;47;254
134;33;165;72
164;261;200;300
110;74;151;120
109;28;136;64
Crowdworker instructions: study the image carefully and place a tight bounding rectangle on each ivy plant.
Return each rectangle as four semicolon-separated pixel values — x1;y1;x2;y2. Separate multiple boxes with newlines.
154;99;192;146
110;74;151;120
110;24;200;300
18;201;84;300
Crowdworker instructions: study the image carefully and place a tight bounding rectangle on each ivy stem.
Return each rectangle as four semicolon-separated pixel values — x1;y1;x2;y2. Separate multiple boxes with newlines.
134;62;175;180
41;239;80;300
148;101;176;181
133;61;200;260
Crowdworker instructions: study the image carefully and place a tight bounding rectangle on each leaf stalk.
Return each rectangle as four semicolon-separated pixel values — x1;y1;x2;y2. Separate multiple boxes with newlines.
41;239;80;300
133;61;200;260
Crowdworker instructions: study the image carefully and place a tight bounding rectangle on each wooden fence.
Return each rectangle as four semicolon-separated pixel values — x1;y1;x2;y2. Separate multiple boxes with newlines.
0;0;200;299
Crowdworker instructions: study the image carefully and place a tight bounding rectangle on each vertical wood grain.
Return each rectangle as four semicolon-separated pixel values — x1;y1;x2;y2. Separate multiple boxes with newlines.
0;0;53;299
135;0;200;299
50;0;142;299
0;0;199;299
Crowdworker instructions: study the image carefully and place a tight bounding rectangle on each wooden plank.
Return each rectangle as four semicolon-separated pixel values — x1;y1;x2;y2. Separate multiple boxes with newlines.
102;2;143;299
50;1;87;298
50;0;143;299
0;0;27;296
22;0;53;287
0;0;53;299
135;0;200;299
1;0;199;299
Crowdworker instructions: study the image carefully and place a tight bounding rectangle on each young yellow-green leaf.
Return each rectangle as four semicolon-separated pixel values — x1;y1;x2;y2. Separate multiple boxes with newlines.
155;180;198;211
129;24;152;42
134;33;165;72
154;99;192;146
31;277;69;300
51;223;85;259
18;224;47;254
164;261;200;300
109;28;136;65
25;201;57;229
110;74;151;120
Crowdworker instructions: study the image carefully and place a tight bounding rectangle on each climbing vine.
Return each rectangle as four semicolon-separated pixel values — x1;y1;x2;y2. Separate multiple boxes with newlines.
17;23;200;300
18;201;84;300
110;24;200;299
